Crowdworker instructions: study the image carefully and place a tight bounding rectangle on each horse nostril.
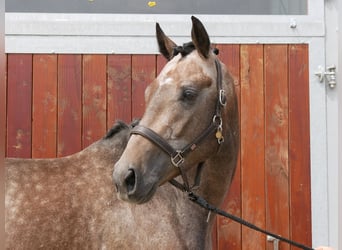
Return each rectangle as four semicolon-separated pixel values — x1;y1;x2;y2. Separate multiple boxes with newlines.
124;169;136;194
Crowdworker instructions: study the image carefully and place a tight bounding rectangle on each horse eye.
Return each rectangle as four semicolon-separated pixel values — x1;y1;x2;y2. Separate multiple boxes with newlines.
180;88;198;103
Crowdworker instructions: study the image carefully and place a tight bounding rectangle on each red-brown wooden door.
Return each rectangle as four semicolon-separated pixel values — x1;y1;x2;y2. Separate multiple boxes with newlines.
5;44;311;249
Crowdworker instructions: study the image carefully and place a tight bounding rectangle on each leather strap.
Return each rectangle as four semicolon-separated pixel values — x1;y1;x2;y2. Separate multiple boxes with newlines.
131;122;217;165
131;126;176;158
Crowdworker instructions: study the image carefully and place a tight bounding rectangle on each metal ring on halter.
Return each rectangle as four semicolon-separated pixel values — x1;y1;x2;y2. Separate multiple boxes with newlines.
212;115;223;127
213;115;224;144
219;89;227;106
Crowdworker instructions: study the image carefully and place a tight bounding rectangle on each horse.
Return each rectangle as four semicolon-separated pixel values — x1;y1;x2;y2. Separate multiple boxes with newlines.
113;16;239;249
5;16;239;250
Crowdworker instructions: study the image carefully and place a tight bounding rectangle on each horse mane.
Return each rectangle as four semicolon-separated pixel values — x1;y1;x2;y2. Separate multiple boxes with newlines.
104;119;140;140
104;121;129;140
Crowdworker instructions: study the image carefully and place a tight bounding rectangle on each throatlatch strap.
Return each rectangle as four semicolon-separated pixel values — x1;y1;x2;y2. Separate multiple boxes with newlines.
169;162;205;192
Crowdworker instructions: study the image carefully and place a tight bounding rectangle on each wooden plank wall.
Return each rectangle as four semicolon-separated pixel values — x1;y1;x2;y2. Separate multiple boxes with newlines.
5;44;312;249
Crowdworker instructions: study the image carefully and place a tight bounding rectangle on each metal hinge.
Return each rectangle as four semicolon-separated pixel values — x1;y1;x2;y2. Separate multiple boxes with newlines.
267;235;279;250
315;65;337;88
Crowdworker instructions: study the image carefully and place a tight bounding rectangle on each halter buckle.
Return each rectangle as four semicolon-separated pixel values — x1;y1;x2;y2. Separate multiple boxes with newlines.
171;151;185;167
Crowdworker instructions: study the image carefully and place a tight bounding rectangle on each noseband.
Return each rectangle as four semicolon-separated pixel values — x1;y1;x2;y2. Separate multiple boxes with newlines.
130;58;226;192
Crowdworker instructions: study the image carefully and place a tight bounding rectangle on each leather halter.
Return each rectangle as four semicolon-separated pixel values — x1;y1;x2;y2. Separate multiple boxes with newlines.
130;59;226;192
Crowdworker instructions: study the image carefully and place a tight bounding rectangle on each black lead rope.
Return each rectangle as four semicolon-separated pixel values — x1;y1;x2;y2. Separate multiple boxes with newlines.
188;192;314;250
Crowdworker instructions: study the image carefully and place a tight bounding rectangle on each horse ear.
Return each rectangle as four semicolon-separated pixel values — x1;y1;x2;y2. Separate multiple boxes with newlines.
191;16;210;59
156;23;177;61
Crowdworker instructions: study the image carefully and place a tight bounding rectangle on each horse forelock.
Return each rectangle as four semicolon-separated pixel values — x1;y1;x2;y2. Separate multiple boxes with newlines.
172;42;195;57
172;42;219;59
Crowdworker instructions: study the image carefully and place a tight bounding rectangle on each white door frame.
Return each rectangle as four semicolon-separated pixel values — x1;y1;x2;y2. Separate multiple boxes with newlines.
339;0;342;248
325;0;341;249
6;0;339;247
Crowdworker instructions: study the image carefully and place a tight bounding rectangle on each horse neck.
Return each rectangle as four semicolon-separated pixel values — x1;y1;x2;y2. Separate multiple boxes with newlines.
195;147;237;207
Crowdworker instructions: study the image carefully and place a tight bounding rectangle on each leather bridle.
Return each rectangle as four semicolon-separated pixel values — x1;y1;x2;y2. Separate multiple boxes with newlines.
130;59;226;192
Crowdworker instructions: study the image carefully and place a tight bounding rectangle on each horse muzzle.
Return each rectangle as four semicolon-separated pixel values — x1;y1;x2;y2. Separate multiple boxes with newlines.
113;164;158;204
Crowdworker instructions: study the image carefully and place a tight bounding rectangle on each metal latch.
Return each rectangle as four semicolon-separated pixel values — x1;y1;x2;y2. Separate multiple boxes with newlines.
267;235;279;250
315;65;337;88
